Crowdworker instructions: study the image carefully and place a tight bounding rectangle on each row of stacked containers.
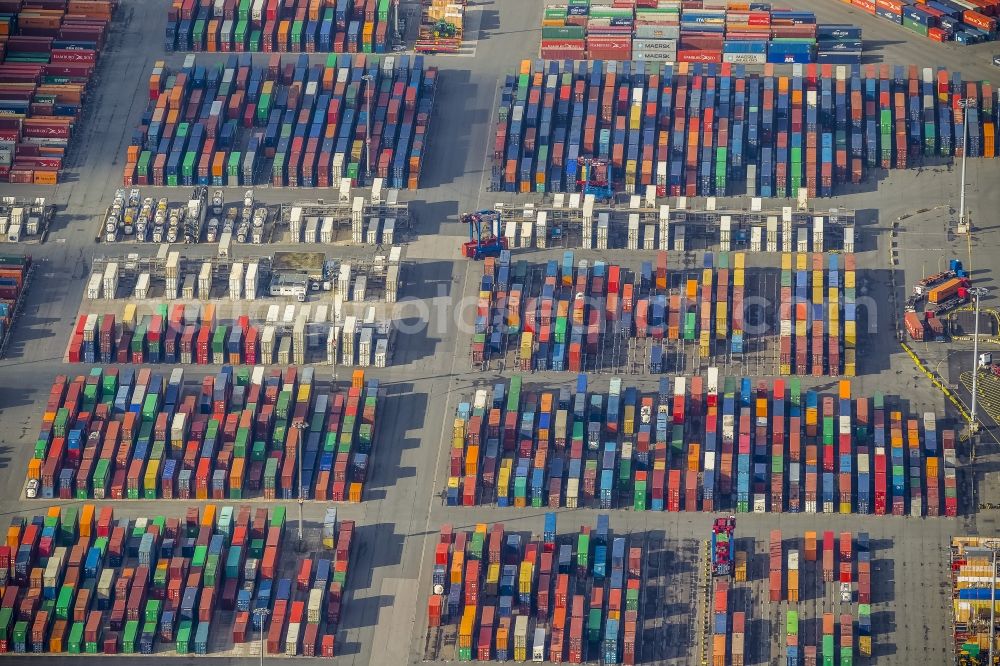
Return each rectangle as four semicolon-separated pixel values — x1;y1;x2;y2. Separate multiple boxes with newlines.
492;59;997;196
473;251;857;376
25;366;381;503
541;0;864;64
165;0;396;54
0;254;31;351
0;504;356;656
446;374;956;516
718;529;873;664
427;515;641;664
0;0;117;184
837;0;998;44
123;53;435;189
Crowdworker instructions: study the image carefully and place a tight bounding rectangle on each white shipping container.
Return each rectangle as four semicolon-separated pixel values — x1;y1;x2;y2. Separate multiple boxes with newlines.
134;273;150;300
285;623;300;656
229;262;244;300
353;275;367;302
374;337;388;368
86;272;102;300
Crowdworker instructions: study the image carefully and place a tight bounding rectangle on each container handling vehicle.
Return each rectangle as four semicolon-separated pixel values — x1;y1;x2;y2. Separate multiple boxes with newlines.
577;157;613;202
461;209;507;260
712;516;737;577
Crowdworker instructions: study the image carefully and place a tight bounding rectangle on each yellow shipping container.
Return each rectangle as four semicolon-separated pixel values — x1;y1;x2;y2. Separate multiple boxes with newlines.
828;287;840;304
297;384;311;403
145;459;160;488
735;253;745;270
702;268;713;287
734;269;744;287
451;552;465;585
829;320;839;338
123;303;137;332
487;562;501;586
780;363;792;375
795;253;807;271
844;321;856;348
519;563;533;594
795;320;807;337
845;271;856;289
781;252;792;271
459;607;476;648
623;406;635;435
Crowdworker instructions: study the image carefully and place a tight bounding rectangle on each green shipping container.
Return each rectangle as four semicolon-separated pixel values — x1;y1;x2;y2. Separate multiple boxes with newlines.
68;621;84;653
177;620;191;653
122;620;139;653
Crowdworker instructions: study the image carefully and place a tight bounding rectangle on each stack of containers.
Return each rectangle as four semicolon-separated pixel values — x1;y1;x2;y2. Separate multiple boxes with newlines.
857;532;872;656
124;53;435;190
425;514;641;664
0;504;340;657
494;60;997;197
874;393;888;515
786;610;798;665
911;412;941;516
24;367;380;503
889;409;906;516
943;428;958;516
787;380;801;512
771;379;785;511
711;578;728;666
445;374;949;515
839;532;853;606
951;536;1000;660
67;306;392;368
165;0;395;53
732;611;745;666
907;416;923;516
855;393;871;513
0;0;117;184
853;0;998;45
822;612;835;664
540;1;856;62
476;251;854;373
768;530;782;602
840;612;854;663
816;24;862;64
0;255;31;348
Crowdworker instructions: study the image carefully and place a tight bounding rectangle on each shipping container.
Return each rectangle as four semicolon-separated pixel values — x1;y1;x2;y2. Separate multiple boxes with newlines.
125;54;436;190
25;367;381;503
166;0;398;54
0;2;117;184
425;514;641;664
492;60;996;196
0;505;341;656
445;373;951;515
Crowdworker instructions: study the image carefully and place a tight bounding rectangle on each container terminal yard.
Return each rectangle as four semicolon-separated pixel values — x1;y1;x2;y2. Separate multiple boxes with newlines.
3;0;1000;663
